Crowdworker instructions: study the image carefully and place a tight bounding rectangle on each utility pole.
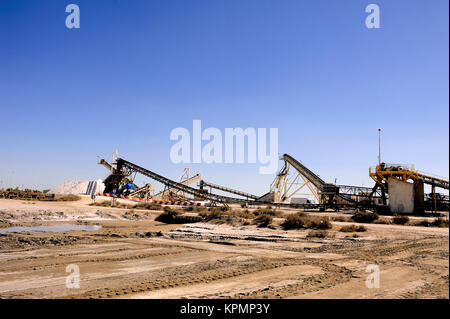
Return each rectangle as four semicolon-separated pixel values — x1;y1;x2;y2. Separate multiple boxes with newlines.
378;128;382;166
432;185;437;216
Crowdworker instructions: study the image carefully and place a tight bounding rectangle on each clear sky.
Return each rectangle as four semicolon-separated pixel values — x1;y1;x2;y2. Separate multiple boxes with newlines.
0;0;448;196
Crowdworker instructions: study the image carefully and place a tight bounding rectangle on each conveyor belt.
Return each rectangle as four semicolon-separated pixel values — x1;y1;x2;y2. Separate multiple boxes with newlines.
114;157;369;208
117;159;248;204
199;180;259;200
282;154;326;190
153;174;202;199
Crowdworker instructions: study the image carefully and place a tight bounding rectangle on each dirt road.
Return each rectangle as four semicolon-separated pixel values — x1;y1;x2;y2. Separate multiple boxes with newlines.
0;198;448;299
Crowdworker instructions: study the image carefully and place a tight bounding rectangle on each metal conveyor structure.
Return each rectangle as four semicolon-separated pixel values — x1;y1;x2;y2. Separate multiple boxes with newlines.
198;180;259;200
115;158;250;204
99;154;384;209
270;154;371;207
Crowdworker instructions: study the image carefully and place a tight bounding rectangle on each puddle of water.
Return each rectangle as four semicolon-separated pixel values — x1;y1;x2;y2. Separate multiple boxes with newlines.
0;224;101;234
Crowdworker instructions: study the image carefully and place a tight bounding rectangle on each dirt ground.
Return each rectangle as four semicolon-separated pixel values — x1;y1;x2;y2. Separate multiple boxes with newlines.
0;197;448;299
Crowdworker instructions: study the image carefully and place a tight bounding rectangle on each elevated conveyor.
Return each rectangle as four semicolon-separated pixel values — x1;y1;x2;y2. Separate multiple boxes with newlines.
153;174;202;200
274;154;357;205
116;158;248;204
199;180;259;200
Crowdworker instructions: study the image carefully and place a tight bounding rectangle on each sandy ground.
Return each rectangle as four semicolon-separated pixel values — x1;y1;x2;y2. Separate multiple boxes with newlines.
0;197;448;299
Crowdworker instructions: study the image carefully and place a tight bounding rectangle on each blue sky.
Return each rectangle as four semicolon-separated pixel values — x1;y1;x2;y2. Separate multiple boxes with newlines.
0;0;448;195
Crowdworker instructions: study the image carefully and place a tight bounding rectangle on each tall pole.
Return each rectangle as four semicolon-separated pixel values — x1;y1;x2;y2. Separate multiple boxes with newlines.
378;128;382;166
432;185;437;215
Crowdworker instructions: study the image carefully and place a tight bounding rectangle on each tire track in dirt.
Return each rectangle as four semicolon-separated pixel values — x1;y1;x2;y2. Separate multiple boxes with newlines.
66;257;321;299
3;249;189;272
0;238;205;272
338;237;447;262
232;260;353;299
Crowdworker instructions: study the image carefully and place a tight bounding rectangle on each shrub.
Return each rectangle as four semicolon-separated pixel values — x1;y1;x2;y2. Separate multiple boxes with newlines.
413;218;448;228
253;207;282;217
133;202;162;210
207;206;230;214
308;216;332;230
373;218;391;224
229;209;254;219
281;213;331;230
254;214;273;227
306;230;328;238
392;214;409;225
415;219;430;227
339;225;367;232
55;194;81;201
199;209;222;221
431;218;449;228
163;206;178;213
155;208;179;223
175;215;203;223
158;211;203;224
351;211;379;223
282;213;307;229
332;216;350;222
184;206;208;213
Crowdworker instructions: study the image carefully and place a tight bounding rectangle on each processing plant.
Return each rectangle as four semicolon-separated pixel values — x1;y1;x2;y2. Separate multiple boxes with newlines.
96;152;449;215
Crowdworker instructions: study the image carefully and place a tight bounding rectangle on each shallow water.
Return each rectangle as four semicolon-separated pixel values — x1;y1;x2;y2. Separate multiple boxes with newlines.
0;224;101;234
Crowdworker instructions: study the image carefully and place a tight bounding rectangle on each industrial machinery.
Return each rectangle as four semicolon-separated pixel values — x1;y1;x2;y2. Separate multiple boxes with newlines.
127;183;155;198
198;180;259;201
369;163;449;214
153;169;202;200
99;157;251;204
97;152;448;213
269;154;382;209
98;154;378;209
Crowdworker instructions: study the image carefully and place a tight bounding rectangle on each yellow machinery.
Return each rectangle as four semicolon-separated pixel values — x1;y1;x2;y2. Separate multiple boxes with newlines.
369;163;449;213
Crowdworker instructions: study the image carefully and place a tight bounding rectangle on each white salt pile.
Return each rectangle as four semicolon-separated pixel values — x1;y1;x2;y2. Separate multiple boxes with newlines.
50;179;105;195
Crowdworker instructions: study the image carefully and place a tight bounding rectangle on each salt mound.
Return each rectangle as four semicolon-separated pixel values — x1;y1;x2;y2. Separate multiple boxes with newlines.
50;179;105;195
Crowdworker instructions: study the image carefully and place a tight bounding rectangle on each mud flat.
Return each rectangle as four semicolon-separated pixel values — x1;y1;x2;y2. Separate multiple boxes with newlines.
0;198;448;299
